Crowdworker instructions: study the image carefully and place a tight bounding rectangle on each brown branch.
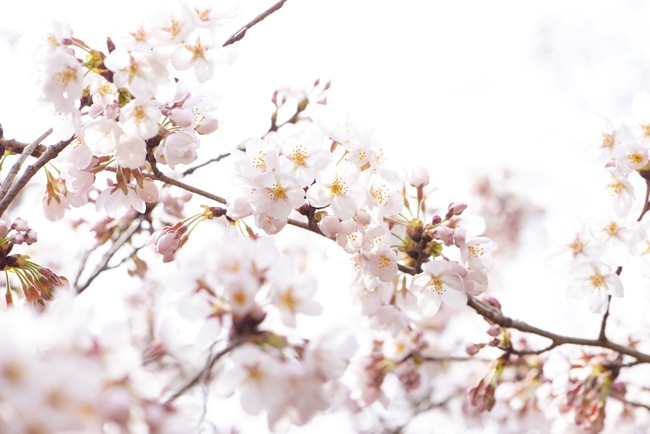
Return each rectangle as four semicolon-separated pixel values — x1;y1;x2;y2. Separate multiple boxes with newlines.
0;136;72;218
223;0;289;47
466;296;650;364
0;138;47;158
0;129;52;200
163;339;242;405
75;218;143;294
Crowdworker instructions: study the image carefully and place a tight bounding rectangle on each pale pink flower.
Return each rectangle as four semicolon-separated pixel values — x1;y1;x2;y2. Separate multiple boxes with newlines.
136;179;159;203
82;118;122;155
255;213;287;235
365;248;398;283
96;185;146;217
276;125;330;187
249;172;305;220
267;260;322;327
405;165;430;188
605;169;635;216
460;237;498;271
119;99;161;140
156;131;199;169
226;195;253;220
234;137;281;181
104;50;169;99
306;163;366;219
567;261;623;313
411;260;467;316
115;135;146;168
171;29;215;82
381;330;417;361
219;345;285;416
39;52;83;112
612;141;648;174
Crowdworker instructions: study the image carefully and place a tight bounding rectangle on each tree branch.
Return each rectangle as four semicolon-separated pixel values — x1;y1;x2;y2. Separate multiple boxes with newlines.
0;128;52;201
223;0;289;47
75;218;143;294
0;136;71;218
163;339;242;405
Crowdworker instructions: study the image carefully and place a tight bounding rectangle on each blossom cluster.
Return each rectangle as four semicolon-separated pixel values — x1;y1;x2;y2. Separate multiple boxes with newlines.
37;0;233;220
552;94;650;313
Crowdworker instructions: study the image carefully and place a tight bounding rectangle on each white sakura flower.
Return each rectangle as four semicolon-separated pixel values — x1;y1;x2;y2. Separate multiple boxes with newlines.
369;181;403;219
382;330;417;361
151;6;193;45
411;260;467;316
223;275;259;316
306;163;366;219
104;50;169;99
227;195;253;220
39;21;72;56
156;131;199;169
255;213;287;235
612;141;648;174
171;29;215;82
82;118;122;155
119;99;161;140
39;52;83;113
605;169;635;216
136;179;159;203
595;216;637;265
567;261;623;314
96;184;145;217
365;248;398;283
405;165;430;188
460;237;498;271
115;135;146;168
249;172;305;220
218;344;285;416
267;259;322;327
186;0;239;27
276;125;330;187
463;268;488;296
234;138;281;181
88;74;118;106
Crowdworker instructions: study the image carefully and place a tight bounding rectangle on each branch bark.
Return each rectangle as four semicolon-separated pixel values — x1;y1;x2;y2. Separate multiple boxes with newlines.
223;0;289;47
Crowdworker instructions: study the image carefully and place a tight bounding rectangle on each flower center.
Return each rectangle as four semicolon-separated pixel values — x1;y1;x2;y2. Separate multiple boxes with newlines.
330;177;348;196
269;183;287;200
427;276;444;294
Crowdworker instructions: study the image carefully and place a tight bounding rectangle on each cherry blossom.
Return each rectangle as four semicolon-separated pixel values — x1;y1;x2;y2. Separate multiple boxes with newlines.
567;261;624;313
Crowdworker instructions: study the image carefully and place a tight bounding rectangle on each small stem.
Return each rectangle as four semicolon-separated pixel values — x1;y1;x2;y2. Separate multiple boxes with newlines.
222;0;289;47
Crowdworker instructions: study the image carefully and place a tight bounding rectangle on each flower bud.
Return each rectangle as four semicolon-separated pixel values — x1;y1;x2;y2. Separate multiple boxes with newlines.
487;324;501;337
195;116;219;135
465;343;483;356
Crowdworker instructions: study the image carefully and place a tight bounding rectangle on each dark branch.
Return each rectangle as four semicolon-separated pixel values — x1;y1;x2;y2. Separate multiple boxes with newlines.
223;0;289;47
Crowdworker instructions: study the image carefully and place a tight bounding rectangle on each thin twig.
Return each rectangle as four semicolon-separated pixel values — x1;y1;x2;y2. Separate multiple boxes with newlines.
223;0;289;47
75;219;143;294
0;137;71;218
163;339;242;405
182;151;233;176
0;128;52;200
465;296;650;364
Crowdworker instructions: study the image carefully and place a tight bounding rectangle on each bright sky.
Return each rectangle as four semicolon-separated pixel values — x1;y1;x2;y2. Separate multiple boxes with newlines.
3;0;650;431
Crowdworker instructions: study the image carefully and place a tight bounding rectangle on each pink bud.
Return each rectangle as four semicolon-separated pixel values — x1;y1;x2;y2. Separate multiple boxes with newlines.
24;229;37;245
465;343;482;356
169;109;193;128
447;202;468;216
195;116;219;135
11;218;28;232
487;325;501;337
354;209;372;226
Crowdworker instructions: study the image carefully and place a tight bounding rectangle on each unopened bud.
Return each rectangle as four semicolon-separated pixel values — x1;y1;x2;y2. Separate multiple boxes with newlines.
465;343;483;356
431;215;442;225
487;325;501;337
447;202;468;217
